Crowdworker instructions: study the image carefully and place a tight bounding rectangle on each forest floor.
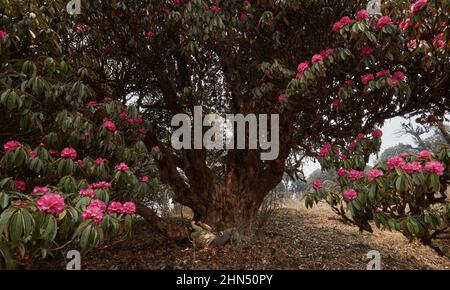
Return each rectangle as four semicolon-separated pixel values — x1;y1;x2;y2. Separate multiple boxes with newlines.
34;201;450;270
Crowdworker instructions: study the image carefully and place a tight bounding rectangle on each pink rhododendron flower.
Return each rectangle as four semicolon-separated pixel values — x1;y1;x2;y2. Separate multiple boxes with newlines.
361;73;374;85
0;30;8;41
240;13;248;20
115;162;129;172
3;140;21;152
360;46;373;57
343;189;358;202
377;16;392;29
402;162;422;174
96;158;107;165
122;202;136;215
332;16;353;32
89;181;112;189
319;143;332;159
32;186;49;195
297;61;309;74
418;150;431;159
82;206;104;224
356;133;365;142
311;54;324;64
348;170;365;181
107;201;123;214
411;0;428;16
29;151;38;158
36;193;65;216
79;188;95;198
424;161;445;176
320;48;334;59
312;180;323;190
356;10;369;20
345;79;354;86
49;149;59;157
376;70;390;79
332;99;341;110
210;5;221;12
400;152;411;158
399;18;411;32
278;94;286;103
87;101;98;107
89;199;107;212
243;0;251;8
392;71;406;81
146;31;155;38
387;156;406;170
372;129;383;138
140;176;149;183
152;146;161;153
60;147;77;160
103;118;117;132
368;169;384;181
76;160;84;167
433;33;445;48
337;168;348;177
349;140;358;149
15;180;26;192
76;26;86;34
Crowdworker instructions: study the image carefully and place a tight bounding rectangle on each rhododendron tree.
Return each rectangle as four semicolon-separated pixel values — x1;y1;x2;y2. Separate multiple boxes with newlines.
306;130;450;255
1;0;449;264
0;3;165;268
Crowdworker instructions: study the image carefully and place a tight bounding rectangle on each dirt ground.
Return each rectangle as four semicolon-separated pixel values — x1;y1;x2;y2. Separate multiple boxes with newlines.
33;201;450;270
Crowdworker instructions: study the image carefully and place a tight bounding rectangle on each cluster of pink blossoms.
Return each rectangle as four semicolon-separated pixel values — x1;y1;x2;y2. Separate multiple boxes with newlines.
15;180;26;192
36;193;65;216
107;201;136;215
348;170;365;181
82;199;106;224
115;162;130;172
80;188;95;198
343;189;358;202
103;118;117;132
312;180;323;190
411;0;428;16
89;181;112;189
3;140;21;152
119;110;143;125
367;169;384;181
32;186;50;195
0;30;7;41
60;147;77;160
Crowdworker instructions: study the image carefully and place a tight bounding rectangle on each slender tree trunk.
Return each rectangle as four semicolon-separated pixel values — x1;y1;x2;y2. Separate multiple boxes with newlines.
437;121;450;145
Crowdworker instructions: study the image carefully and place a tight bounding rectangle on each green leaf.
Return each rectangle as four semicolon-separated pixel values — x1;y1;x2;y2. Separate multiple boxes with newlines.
0;192;9;209
9;211;24;242
0;242;15;269
0;208;13;234
124;215;132;233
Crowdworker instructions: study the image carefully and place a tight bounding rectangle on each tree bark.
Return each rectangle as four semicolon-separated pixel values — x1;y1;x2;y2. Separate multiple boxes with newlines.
436;121;450;145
